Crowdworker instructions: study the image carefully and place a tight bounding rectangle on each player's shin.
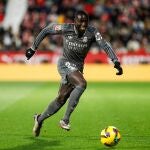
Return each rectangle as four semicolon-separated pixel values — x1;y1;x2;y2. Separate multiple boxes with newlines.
62;85;86;124
38;98;64;123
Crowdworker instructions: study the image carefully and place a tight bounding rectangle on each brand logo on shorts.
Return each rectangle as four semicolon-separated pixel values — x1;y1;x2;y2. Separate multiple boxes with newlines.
65;62;76;71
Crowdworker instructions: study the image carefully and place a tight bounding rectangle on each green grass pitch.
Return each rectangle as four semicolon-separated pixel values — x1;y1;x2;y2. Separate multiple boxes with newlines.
0;82;150;150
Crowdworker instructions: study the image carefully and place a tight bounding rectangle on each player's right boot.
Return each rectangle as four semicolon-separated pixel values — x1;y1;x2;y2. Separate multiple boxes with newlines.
33;114;43;137
59;120;70;131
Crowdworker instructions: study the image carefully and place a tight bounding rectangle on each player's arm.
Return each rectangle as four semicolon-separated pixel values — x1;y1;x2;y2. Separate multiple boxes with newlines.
94;28;123;75
25;24;64;60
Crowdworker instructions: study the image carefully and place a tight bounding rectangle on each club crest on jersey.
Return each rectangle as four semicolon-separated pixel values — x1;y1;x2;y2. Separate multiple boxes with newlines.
54;25;61;31
68;36;73;39
83;36;88;43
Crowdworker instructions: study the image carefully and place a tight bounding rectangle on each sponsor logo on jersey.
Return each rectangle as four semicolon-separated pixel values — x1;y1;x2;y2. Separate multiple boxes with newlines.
95;32;102;41
66;40;88;48
54;25;62;31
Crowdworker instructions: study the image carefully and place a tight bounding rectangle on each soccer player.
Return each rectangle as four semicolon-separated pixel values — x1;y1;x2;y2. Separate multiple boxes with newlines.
26;11;123;137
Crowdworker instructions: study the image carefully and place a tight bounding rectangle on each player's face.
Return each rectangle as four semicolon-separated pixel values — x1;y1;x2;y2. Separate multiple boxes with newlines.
75;15;88;35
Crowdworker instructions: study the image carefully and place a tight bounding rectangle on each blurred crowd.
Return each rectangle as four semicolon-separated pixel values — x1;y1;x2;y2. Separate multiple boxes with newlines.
0;0;150;53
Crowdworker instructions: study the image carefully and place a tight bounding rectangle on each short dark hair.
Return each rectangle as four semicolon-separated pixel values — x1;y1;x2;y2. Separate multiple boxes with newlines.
75;10;88;20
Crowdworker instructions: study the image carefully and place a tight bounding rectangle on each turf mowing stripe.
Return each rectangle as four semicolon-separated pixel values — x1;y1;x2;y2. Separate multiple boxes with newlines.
0;82;46;111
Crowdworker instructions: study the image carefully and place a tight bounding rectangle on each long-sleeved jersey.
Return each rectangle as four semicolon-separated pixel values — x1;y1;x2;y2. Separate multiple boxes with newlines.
31;23;118;68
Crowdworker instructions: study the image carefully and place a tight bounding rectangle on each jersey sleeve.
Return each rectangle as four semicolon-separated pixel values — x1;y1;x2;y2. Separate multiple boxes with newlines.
31;23;66;50
93;28;118;63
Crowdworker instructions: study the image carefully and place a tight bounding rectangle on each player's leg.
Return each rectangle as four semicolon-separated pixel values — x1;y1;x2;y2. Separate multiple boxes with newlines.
38;83;73;123
61;71;87;129
33;83;73;136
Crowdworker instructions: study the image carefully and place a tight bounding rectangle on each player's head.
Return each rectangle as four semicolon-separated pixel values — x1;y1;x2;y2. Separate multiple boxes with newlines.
74;11;89;35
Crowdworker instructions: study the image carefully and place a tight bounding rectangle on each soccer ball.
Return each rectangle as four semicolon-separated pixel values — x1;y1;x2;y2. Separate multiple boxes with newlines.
100;126;121;147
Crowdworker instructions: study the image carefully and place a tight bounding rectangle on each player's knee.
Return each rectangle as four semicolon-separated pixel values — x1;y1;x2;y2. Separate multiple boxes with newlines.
56;93;68;105
76;80;87;90
56;97;66;105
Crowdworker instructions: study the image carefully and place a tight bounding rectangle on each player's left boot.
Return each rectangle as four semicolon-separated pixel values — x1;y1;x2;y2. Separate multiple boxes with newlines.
33;114;43;137
59;120;70;131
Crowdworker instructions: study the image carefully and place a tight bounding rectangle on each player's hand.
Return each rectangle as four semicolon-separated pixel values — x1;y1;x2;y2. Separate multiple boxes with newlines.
114;61;123;75
25;48;35;60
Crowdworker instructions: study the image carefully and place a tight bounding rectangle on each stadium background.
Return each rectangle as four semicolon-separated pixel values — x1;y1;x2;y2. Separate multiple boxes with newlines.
0;0;150;81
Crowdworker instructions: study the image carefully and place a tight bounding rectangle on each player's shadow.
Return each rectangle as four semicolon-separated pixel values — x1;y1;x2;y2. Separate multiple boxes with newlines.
0;136;60;150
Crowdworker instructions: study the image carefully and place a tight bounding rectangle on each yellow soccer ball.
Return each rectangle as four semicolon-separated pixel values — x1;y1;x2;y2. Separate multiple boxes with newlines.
100;126;121;147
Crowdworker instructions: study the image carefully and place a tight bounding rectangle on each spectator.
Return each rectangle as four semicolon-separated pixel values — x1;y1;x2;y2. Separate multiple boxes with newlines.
0;0;149;53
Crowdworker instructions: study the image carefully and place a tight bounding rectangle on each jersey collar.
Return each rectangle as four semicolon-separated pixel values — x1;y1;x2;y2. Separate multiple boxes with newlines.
74;25;87;37
74;25;78;34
